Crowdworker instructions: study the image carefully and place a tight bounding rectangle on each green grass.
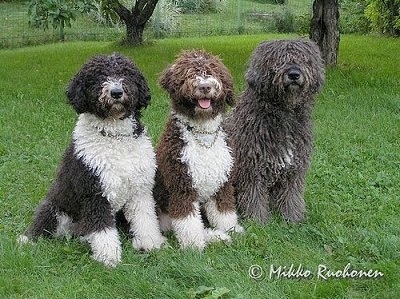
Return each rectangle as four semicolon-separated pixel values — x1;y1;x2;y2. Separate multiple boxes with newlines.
0;34;399;298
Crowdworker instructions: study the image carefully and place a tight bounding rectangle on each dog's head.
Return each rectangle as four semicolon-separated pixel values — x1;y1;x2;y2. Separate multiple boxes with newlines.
245;39;325;106
159;50;234;119
66;53;151;120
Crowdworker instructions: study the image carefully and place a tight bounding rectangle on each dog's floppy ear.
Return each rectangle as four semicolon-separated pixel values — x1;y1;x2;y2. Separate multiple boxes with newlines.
307;41;326;94
66;72;88;114
159;64;176;94
226;90;235;107
245;67;269;96
135;72;151;110
245;67;259;89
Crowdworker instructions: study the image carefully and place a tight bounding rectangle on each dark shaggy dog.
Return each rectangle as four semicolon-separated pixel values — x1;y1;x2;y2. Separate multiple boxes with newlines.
19;53;165;267
224;39;325;223
154;50;244;250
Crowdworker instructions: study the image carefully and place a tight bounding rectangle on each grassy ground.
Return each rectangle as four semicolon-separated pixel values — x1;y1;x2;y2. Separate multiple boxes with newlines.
0;34;399;298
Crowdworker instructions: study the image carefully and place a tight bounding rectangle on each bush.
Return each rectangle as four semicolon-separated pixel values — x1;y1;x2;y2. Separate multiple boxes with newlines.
294;12;311;35
252;0;286;4
365;0;400;36
340;0;370;34
174;0;225;14
272;7;294;33
88;0;121;27
150;0;181;38
28;0;95;41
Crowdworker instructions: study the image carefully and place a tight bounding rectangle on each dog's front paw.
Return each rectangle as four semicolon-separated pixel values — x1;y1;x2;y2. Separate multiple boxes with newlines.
204;228;232;244
84;228;122;267
229;224;245;234
179;237;206;251
132;235;167;251
91;247;121;268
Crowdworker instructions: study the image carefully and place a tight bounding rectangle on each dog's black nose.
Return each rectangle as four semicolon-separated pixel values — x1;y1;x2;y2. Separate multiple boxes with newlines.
287;68;302;81
198;82;212;94
111;88;123;99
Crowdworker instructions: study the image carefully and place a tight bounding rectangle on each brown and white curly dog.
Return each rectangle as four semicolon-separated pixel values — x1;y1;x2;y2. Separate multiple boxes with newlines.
225;39;325;223
154;50;244;250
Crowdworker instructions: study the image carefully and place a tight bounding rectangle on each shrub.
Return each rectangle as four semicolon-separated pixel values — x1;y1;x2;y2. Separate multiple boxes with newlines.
28;0;94;40
88;0;121;27
174;0;226;14
340;0;370;34
294;12;311;35
365;0;400;36
150;0;181;38
272;7;294;33
252;0;286;4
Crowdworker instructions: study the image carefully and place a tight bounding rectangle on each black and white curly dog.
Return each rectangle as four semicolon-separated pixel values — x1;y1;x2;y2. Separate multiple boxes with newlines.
154;50;244;250
19;53;165;267
225;39;325;223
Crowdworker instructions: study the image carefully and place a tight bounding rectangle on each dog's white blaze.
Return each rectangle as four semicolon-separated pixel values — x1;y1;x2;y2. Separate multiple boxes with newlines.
171;202;206;250
176;114;233;202
195;75;222;94
83;227;121;267
203;199;244;233
101;77;123;90
73;113;156;213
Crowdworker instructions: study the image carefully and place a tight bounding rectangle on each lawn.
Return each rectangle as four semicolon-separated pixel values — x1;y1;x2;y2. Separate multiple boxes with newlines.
0;34;399;298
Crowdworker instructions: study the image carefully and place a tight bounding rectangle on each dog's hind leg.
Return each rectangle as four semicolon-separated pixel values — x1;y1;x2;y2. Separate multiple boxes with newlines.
75;196;122;267
19;200;58;243
236;181;272;223
272;172;306;223
124;189;166;251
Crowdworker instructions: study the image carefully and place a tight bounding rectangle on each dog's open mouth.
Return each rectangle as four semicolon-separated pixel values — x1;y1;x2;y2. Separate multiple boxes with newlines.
198;98;211;109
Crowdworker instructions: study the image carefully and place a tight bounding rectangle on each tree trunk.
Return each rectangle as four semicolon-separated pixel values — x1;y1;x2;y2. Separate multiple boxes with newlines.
310;0;340;66
110;0;159;45
124;17;145;45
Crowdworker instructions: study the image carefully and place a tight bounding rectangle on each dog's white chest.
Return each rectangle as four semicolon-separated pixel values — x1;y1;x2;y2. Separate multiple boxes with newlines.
73;114;156;213
177;116;233;201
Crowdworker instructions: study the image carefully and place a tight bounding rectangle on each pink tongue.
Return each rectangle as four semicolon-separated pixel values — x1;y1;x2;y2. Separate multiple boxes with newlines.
198;98;211;109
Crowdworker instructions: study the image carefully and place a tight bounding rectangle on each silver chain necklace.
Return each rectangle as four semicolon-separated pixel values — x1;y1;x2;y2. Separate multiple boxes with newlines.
175;118;221;149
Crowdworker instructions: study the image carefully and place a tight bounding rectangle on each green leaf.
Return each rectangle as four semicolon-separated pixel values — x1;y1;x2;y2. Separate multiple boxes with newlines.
210;287;231;298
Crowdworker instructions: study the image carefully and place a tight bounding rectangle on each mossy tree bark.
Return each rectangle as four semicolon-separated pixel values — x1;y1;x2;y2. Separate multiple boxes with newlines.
310;0;340;66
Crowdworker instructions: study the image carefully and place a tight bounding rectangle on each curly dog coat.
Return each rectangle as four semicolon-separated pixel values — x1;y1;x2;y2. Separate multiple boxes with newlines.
19;54;165;266
154;50;244;250
225;39;325;223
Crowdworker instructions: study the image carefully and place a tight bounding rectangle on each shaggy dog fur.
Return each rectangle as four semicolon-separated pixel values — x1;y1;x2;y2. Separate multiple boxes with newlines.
154;50;244;250
224;39;325;223
19;53;165;267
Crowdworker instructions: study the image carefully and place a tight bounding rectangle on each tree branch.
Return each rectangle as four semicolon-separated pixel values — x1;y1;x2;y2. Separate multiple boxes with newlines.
134;0;158;25
109;0;131;23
